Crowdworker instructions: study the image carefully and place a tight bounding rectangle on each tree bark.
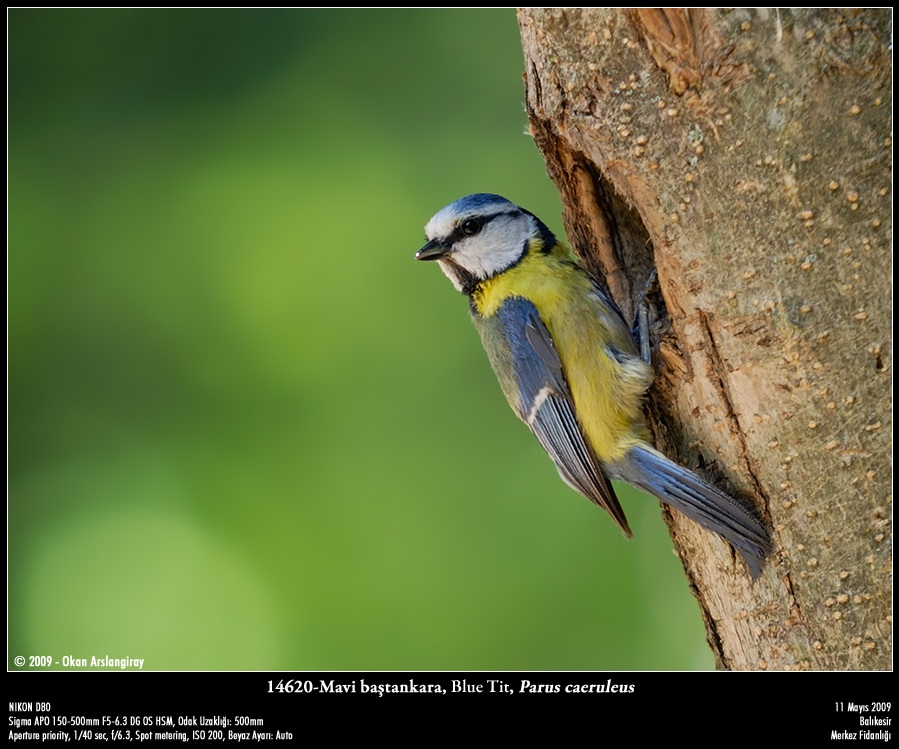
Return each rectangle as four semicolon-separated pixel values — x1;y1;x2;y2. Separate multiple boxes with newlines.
518;7;891;670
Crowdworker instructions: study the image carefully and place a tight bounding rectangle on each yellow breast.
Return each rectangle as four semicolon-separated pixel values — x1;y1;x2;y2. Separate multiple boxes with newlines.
473;247;652;463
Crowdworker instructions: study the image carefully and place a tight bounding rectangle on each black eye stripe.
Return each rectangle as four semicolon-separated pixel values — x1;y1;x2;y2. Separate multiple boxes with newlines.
459;218;482;237
446;210;520;245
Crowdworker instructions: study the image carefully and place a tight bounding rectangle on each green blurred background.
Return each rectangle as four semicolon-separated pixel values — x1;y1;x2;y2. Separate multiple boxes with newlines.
9;8;711;670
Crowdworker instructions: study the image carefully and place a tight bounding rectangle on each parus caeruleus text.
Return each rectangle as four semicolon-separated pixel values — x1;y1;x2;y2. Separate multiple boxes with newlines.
416;193;771;577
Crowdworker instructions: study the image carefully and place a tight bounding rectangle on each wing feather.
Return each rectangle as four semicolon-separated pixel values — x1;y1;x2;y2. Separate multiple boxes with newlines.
489;297;632;536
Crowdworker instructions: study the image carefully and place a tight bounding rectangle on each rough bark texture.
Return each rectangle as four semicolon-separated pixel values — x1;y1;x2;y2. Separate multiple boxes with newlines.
518;7;891;670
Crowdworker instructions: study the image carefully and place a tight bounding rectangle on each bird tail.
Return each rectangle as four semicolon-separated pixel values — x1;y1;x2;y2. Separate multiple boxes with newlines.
611;444;771;578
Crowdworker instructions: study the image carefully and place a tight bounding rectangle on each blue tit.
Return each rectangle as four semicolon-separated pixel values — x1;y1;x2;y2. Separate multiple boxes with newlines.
416;193;771;577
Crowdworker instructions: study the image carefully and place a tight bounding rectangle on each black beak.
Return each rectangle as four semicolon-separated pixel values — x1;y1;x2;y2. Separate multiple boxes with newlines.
415;239;450;261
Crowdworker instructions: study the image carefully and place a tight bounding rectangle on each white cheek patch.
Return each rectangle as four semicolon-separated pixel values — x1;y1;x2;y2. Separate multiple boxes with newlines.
454;214;533;280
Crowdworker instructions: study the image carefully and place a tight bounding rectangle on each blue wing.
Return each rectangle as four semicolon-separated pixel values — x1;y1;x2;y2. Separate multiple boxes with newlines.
485;297;632;536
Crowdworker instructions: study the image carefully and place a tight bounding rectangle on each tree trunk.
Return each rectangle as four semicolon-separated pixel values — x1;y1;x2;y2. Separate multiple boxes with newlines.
518;7;890;670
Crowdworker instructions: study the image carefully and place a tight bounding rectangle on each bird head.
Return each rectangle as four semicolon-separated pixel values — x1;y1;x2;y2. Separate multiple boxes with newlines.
416;194;554;294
